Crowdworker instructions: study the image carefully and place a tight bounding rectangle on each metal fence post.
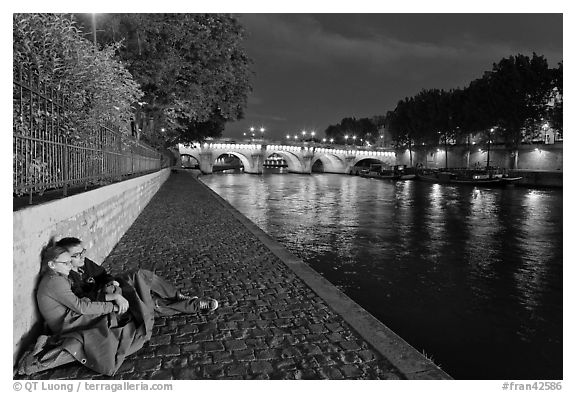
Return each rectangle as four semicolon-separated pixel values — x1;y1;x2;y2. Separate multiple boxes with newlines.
63;143;68;197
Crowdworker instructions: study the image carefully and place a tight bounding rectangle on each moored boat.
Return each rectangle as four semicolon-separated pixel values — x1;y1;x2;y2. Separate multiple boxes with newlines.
360;164;417;181
417;168;522;186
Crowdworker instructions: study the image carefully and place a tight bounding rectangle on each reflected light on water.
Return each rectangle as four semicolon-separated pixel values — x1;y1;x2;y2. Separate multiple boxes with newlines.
201;173;562;379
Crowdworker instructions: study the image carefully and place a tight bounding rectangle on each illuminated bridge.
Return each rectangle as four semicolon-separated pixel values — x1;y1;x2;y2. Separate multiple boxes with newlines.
179;140;397;174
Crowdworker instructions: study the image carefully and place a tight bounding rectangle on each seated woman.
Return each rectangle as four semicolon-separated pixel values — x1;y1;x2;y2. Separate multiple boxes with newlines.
18;243;217;376
55;237;217;315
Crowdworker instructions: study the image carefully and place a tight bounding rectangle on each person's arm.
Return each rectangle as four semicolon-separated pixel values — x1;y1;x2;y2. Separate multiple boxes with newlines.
104;293;129;313
48;275;115;315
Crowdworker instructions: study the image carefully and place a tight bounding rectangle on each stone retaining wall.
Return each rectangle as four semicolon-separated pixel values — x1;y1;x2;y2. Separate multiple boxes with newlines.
12;168;171;363
396;143;563;171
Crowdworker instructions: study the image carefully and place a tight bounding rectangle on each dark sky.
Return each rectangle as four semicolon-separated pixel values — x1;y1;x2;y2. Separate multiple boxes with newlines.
223;13;563;141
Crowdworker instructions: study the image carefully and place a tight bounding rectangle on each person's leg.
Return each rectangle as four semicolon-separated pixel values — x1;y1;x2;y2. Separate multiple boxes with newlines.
128;269;180;299
149;271;181;299
153;296;218;316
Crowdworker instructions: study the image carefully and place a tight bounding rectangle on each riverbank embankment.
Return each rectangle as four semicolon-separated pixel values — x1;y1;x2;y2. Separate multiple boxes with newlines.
22;169;449;380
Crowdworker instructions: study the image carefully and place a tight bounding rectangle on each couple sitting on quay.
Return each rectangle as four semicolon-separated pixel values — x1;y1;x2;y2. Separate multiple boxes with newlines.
17;237;218;376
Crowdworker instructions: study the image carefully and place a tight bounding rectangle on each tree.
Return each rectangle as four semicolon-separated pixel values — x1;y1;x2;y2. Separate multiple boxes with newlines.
13;13;143;139
482;53;554;168
387;98;419;166
324;117;378;145
74;13;253;148
547;61;563;134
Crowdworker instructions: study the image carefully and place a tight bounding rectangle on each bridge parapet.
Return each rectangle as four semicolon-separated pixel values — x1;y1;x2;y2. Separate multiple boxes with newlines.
178;142;397;174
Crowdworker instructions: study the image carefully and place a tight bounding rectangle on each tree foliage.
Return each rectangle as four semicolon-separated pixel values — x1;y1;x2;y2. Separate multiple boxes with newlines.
324;117;378;145
548;61;563;133
381;53;561;168
74;13;253;147
13;13;143;139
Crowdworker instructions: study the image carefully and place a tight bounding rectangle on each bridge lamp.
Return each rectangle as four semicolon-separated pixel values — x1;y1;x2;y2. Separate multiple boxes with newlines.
322;138;326;143
286;135;291;139
330;138;334;143
260;127;265;134
301;130;306;136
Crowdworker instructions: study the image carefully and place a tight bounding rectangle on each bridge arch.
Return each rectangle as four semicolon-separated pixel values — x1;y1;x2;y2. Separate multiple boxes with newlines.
265;150;306;173
180;153;200;168
352;155;395;168
312;153;347;173
213;151;252;171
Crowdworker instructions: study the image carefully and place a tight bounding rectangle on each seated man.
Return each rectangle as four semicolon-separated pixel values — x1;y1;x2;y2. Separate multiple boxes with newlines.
55;237;218;314
18;239;218;376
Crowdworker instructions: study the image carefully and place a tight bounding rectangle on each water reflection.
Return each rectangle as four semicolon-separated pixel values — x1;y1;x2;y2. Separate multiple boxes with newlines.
201;173;562;379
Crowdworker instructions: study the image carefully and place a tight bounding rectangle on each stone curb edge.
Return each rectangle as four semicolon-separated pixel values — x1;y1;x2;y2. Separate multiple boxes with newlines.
181;169;452;380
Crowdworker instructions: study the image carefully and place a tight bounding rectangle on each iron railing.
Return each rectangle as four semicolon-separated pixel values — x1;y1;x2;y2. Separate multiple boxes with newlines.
13;65;163;205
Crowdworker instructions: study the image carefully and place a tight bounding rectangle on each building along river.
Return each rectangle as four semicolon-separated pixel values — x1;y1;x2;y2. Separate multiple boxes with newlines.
200;171;562;380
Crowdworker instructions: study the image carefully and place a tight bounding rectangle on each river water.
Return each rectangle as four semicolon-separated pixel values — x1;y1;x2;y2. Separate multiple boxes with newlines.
200;170;563;380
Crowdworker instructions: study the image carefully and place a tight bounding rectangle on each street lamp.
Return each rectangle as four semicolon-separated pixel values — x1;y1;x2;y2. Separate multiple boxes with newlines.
352;135;357;146
344;135;349;145
487;127;494;170
330;138;334;144
91;13;97;46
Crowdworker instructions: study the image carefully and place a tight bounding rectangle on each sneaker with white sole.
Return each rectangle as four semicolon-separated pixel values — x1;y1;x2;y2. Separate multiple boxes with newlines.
198;298;218;313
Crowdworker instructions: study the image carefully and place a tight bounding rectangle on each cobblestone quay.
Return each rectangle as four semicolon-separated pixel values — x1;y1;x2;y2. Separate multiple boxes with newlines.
26;170;449;380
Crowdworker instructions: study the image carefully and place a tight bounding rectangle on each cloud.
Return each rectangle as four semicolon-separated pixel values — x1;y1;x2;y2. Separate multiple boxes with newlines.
250;113;288;122
241;15;470;68
240;14;562;72
247;95;262;105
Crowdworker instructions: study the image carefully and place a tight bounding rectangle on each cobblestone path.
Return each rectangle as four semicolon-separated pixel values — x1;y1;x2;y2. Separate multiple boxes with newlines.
30;172;405;380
